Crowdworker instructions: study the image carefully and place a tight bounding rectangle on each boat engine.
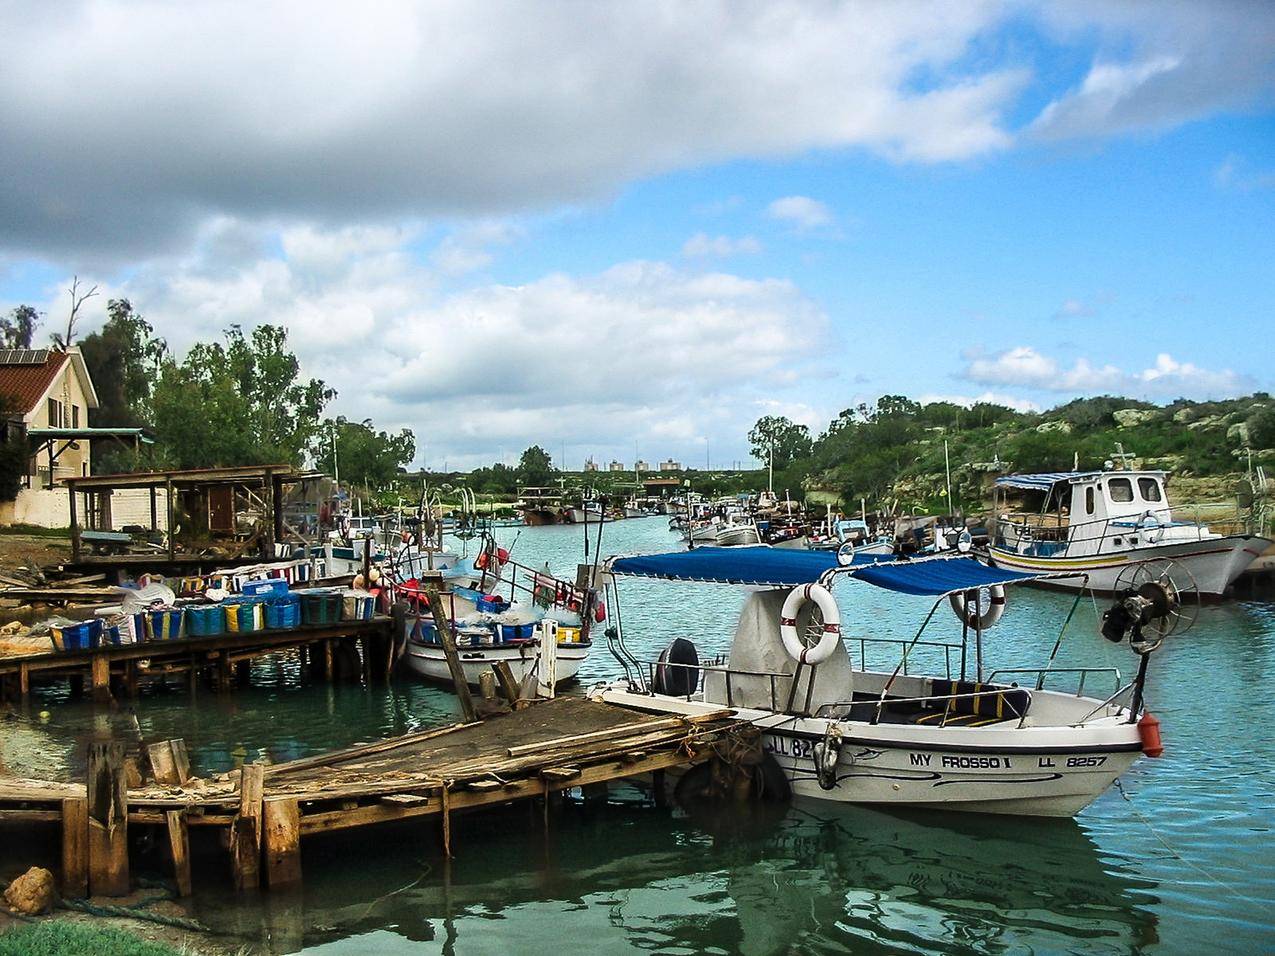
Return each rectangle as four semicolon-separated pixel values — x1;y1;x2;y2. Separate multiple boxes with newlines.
652;637;700;697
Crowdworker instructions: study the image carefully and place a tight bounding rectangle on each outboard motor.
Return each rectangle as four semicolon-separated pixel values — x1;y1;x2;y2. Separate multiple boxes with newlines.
653;638;700;697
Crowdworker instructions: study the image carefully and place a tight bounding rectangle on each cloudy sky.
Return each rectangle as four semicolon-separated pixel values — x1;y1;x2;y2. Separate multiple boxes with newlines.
1;1;1273;470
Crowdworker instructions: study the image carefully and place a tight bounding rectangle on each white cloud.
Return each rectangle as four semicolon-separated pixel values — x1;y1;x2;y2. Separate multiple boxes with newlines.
766;196;835;232
962;345;1252;399
429;220;523;276
1214;153;1275;191
70;223;829;469
1054;298;1094;319
1029;3;1275;142
681;233;762;258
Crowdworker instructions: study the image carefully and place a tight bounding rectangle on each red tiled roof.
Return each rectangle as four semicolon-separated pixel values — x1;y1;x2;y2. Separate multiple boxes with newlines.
0;350;71;415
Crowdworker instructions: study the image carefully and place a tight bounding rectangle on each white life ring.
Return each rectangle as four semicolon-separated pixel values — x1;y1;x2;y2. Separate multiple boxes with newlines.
949;585;1006;630
780;583;842;664
1139;511;1164;544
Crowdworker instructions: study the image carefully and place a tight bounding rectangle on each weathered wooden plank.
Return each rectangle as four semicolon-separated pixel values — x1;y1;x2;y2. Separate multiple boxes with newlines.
87;742;129;896
491;660;521;704
230;763;265;890
422;578;477;722
505;717;685;757
60;797;88;898
147;739;191;786
263;797;302;888
165;810;192;897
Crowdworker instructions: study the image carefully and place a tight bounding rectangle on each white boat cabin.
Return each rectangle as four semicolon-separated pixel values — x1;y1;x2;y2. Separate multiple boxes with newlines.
993;470;1215;558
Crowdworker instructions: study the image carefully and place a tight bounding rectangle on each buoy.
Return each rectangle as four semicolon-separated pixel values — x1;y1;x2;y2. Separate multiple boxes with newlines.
38;710;50;722
1138;712;1164;757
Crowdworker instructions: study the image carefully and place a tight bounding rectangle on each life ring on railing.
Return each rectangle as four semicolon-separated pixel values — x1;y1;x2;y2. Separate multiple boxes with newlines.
779;584;841;665
949;585;1005;630
1139;511;1164;544
836;542;857;567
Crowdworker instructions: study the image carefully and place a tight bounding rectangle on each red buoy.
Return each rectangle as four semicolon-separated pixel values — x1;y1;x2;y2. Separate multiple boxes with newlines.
1138;713;1164;757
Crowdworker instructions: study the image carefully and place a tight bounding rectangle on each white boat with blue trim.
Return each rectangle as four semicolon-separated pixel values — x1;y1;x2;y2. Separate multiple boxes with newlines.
988;469;1270;597
594;546;1174;817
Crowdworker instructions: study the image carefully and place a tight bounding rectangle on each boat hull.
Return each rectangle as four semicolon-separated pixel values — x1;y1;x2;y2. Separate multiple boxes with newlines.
595;687;1143;818
715;526;761;547
988;534;1271;597
404;639;590;687
520;509;563;526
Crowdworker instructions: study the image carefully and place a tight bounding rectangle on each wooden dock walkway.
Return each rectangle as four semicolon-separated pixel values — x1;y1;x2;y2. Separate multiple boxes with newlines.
0;616;395;703
0;696;747;897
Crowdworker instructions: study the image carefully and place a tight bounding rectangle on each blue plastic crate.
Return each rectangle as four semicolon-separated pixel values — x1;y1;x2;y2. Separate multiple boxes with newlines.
266;595;301;629
186;604;226;637
146;608;185;641
242;578;289;599
499;623;536;641
52;619;103;652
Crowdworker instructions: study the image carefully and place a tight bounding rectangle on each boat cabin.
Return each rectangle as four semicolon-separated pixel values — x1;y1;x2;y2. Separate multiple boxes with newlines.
993;470;1181;557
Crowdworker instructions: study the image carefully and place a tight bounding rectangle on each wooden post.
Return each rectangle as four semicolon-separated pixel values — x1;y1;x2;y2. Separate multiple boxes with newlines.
323;640;334;682
86;742;129;896
91;654;111;703
165;810;192;897
231;762;265;890
149;485;158;532
68;484;81;561
263;797;302;888
478;670;497;702
123;660;138;697
147;739;191;786
421;571;476;722
492;661;521;705
441;784;453;858
165;476;176;561
61;797;88;898
652;769;668;809
18;662;29;700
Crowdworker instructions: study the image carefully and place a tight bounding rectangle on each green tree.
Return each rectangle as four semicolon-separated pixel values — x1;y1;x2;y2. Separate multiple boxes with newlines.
0;395;31;501
0;305;39;349
748;415;813;470
150;325;334;468
78;299;167;428
317;417;416;488
1249;406;1275;449
517;445;555;486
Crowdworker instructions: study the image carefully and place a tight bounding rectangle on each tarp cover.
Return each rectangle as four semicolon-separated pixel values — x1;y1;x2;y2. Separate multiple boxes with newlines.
609;546;842;586
848;556;1042;595
993;471;1101;491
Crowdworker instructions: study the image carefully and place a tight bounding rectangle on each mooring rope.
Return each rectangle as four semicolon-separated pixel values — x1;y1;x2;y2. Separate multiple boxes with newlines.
1114;778;1262;904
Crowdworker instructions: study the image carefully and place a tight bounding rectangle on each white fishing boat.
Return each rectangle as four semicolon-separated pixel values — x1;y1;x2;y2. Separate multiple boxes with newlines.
594;546;1176;817
403;624;592;687
988;470;1270;597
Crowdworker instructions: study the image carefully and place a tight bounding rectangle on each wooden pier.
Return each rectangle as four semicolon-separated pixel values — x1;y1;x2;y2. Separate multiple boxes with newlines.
0;696;746;896
0;616;395;703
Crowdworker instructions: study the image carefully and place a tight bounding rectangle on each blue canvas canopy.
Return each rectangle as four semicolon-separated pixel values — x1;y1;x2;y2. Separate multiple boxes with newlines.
846;556;1045;596
993;471;1101;492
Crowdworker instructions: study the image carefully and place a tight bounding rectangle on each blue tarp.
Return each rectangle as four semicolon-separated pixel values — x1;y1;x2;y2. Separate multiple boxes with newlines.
848;556;1042;595
609;547;842;587
993;471;1101;491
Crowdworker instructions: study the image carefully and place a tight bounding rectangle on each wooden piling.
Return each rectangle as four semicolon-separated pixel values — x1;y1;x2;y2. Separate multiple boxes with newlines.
60;796;88;898
147;739;191;786
230;763;265;890
421;572;476;722
263;797;302;888
165;810;192;897
492;661;520;705
86;742;129;896
91;655;112;702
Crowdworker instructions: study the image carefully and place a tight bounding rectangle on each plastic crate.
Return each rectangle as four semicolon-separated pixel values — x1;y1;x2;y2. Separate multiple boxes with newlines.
500;622;535;641
224;599;264;634
186;604;226;637
146;608;185;642
409;617;437;644
51;619;104;652
557;625;582;644
300;591;343;626
266;595;301;630
476;594;509;613
242;578;289;599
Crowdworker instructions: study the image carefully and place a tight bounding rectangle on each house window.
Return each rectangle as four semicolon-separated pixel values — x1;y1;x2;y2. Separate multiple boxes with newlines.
1085;487;1095;515
71;405;79;428
1108;477;1134;503
47;398;61;427
1138;477;1162;502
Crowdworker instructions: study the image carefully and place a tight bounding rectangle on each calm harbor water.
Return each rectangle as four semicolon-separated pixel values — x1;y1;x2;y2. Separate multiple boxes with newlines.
6;517;1274;953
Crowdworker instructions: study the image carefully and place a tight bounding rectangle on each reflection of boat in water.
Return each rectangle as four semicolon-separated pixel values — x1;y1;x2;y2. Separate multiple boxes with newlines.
196;793;1158;955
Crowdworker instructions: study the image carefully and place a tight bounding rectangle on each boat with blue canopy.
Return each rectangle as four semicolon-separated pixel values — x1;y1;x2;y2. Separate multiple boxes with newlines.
592;546;1179;817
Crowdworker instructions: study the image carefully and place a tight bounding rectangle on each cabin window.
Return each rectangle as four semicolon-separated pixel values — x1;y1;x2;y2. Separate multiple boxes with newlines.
1108;478;1134;502
1085;487;1095;515
1138;477;1162;502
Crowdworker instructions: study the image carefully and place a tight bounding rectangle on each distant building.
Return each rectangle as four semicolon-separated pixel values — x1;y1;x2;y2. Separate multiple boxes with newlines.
608;460;625;472
634;459;649;472
659;459;683;472
583;458;599;472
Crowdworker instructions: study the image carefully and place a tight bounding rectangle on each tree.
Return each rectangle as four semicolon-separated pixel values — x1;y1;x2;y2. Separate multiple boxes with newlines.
0;395;30;502
748;416;813;470
50;276;98;350
78;299;167;428
316;417;416;488
517;445;555;486
150;324;334;468
0;305;39;349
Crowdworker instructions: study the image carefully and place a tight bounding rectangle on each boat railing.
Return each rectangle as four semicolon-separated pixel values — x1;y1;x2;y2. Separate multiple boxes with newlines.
639;658;791;710
985;666;1122;698
1074;681;1138;722
852;635;965;679
993;509;1220;557
814;686;1036;728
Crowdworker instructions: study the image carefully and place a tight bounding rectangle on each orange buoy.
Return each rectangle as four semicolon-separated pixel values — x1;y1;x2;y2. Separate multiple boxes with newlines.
1138;713;1164;757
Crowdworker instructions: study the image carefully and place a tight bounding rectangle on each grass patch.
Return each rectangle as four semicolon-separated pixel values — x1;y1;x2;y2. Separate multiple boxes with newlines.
0;920;181;956
0;524;71;539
